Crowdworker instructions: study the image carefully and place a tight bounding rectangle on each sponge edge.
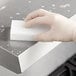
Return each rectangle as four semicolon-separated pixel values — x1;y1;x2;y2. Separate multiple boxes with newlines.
10;20;48;41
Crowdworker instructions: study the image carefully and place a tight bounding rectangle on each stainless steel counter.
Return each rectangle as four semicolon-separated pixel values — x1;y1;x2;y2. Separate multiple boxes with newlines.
0;0;76;76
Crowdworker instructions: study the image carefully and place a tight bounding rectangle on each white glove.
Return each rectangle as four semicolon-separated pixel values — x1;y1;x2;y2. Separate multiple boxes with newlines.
25;9;76;42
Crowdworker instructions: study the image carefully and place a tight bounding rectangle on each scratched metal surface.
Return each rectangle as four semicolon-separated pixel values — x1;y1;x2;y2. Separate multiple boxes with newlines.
0;0;76;76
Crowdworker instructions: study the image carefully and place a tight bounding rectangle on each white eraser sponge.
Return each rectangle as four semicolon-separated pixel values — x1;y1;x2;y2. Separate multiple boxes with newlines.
10;20;48;41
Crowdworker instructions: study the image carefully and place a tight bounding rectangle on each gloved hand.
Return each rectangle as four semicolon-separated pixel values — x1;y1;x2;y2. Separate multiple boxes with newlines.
25;9;76;42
